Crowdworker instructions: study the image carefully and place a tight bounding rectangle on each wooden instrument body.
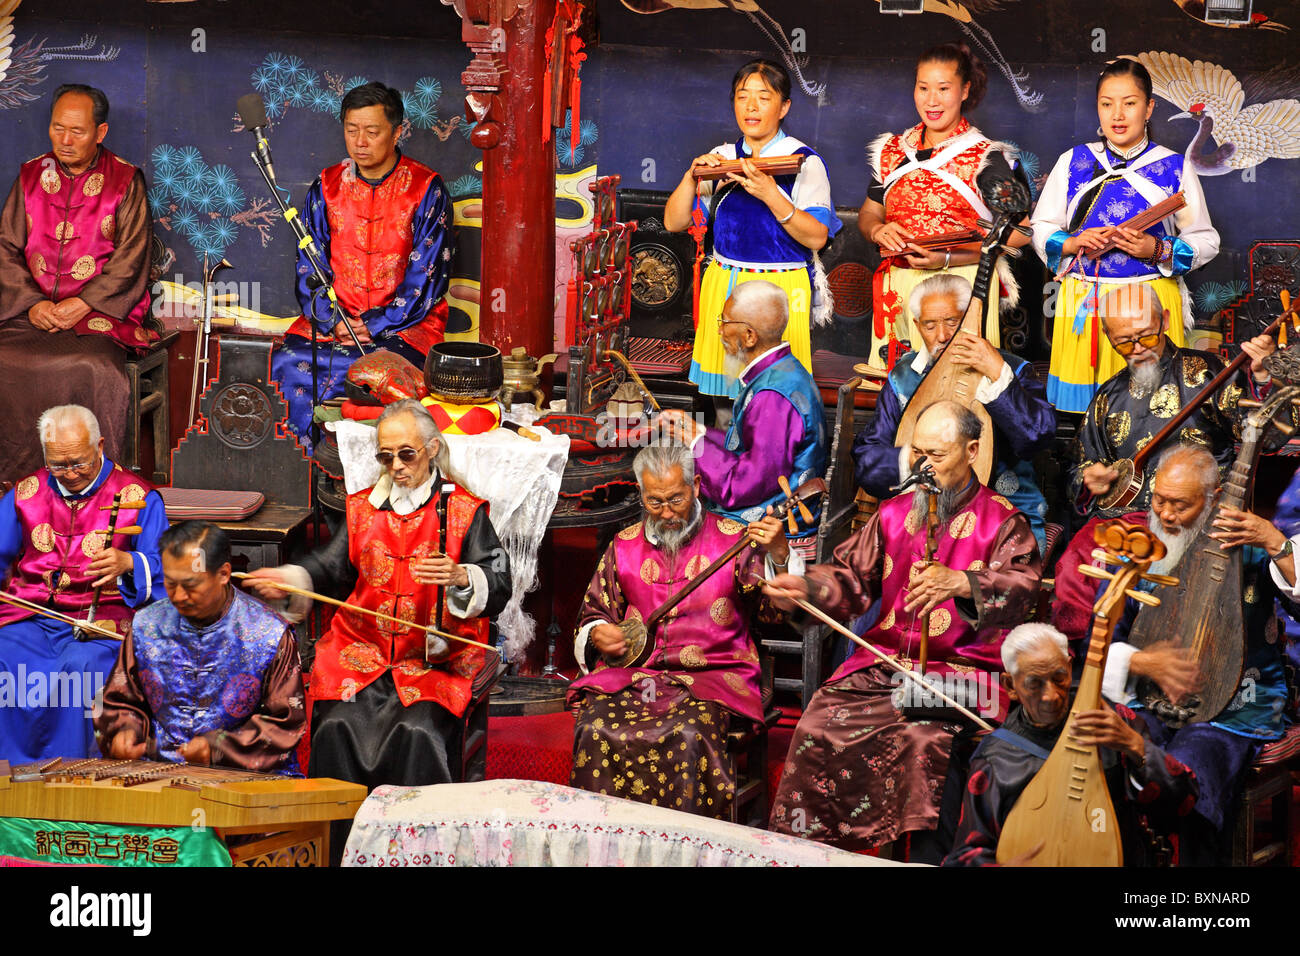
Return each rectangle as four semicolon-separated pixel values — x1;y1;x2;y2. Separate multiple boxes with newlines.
1096;457;1141;512
1127;387;1291;726
997;520;1168;866
894;289;996;485
893;174;1030;487
0;759;366;831
691;154;806;181
1131;543;1243;728
996;648;1124;866
877;228;982;258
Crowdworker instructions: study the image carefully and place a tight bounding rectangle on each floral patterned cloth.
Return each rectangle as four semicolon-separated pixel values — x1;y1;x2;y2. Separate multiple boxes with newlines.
341;778;903;867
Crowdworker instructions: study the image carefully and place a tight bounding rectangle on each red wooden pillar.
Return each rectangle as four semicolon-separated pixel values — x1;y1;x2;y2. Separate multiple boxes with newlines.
451;0;557;357
483;0;555;357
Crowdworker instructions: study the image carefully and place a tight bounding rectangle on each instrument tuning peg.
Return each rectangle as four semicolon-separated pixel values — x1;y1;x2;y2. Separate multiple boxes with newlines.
1012;224;1032;238
1078;565;1115;582
975;218;993;230
1140;572;1179;586
999;246;1022;259
1238;399;1262;409
1124;589;1161;607
1275;421;1296;437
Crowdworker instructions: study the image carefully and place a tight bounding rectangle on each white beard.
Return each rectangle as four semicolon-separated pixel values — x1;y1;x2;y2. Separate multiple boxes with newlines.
908;484;963;529
1130;359;1162;395
646;500;704;559
389;472;436;516
722;347;748;385
1147;506;1210;576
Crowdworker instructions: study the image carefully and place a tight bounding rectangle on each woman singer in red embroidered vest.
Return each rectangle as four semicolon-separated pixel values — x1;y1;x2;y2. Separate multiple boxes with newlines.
859;44;1029;368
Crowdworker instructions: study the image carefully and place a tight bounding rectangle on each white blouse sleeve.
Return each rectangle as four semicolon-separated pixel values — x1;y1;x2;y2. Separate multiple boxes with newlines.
1168;160;1220;272
696;142;735;205
1029;150;1073;264
791;153;832;212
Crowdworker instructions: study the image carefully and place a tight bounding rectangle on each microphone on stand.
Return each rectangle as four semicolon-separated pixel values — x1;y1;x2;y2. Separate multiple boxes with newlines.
890;457;938;494
236;94;277;183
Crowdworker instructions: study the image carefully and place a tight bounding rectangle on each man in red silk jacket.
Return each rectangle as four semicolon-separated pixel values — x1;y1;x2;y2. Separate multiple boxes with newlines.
270;81;455;452
0;85;154;485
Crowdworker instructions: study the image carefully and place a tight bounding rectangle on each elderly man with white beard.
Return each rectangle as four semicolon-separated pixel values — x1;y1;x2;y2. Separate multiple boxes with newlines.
1071;282;1276;518
764;400;1042;859
659;280;826;546
1056;443;1296;865
566;442;799;818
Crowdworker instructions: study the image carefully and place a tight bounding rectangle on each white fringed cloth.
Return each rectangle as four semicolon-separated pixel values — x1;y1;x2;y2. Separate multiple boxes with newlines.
341;780;905;867
326;412;569;662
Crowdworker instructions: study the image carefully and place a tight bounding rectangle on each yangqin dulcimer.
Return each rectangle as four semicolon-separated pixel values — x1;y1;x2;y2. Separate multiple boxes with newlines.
1128;380;1300;727
0;757;366;866
997;520;1175;866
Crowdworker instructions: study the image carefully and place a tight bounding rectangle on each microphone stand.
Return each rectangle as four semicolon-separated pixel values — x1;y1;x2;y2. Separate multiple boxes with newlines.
246;148;369;451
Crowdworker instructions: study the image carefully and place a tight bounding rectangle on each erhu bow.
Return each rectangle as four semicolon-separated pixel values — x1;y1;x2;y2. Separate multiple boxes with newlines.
997;520;1175;866
893;170;1033;485
600;476;826;670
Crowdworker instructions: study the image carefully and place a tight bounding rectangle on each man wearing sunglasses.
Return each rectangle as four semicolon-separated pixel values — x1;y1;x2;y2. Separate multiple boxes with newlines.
852;273;1055;552
0;404;167;762
246;399;510;855
1072;283;1277;517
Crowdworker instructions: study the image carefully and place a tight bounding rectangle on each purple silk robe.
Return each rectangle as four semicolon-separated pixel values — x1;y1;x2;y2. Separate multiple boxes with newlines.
567;511;769;725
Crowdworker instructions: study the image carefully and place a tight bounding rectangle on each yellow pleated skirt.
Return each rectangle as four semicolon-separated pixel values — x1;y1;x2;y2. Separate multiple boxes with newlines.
1047;274;1186;414
689;259;812;399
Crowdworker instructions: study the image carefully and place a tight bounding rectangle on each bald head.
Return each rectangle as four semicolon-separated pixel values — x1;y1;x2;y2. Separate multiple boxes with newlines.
725;280;789;348
1099;283;1167;356
910;400;981;491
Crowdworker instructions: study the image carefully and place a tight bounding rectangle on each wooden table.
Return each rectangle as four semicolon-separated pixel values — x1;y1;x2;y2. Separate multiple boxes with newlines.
215;503;312;571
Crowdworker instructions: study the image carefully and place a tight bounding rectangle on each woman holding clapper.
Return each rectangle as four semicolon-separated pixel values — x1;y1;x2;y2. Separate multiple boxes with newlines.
663;58;841;403
859;42;1029;369
1030;58;1220;413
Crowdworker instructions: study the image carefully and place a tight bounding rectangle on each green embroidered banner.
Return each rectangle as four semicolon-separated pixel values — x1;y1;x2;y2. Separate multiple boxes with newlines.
0;817;231;867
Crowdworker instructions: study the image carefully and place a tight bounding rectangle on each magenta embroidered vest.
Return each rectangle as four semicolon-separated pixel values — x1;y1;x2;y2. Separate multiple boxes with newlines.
832;485;1019;686
568;512;765;724
20;148;155;352
0;465;155;637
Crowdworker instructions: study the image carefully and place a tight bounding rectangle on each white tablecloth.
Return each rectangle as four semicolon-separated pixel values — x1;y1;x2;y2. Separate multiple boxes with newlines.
341;779;907;867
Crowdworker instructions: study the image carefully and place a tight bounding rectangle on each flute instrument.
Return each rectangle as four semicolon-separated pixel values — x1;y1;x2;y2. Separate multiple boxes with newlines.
691;154;806;181
1055;191;1186;280
877;228;983;257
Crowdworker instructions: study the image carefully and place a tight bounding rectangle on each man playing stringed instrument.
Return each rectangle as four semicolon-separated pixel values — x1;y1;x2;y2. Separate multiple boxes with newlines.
245;400;511;802
566;442;798;818
659;280;827;550
853;273;1055;551
1072;283;1276;517
0;404;166;763
766;400;1041;859
943;623;1197;866
1061;445;1294;864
